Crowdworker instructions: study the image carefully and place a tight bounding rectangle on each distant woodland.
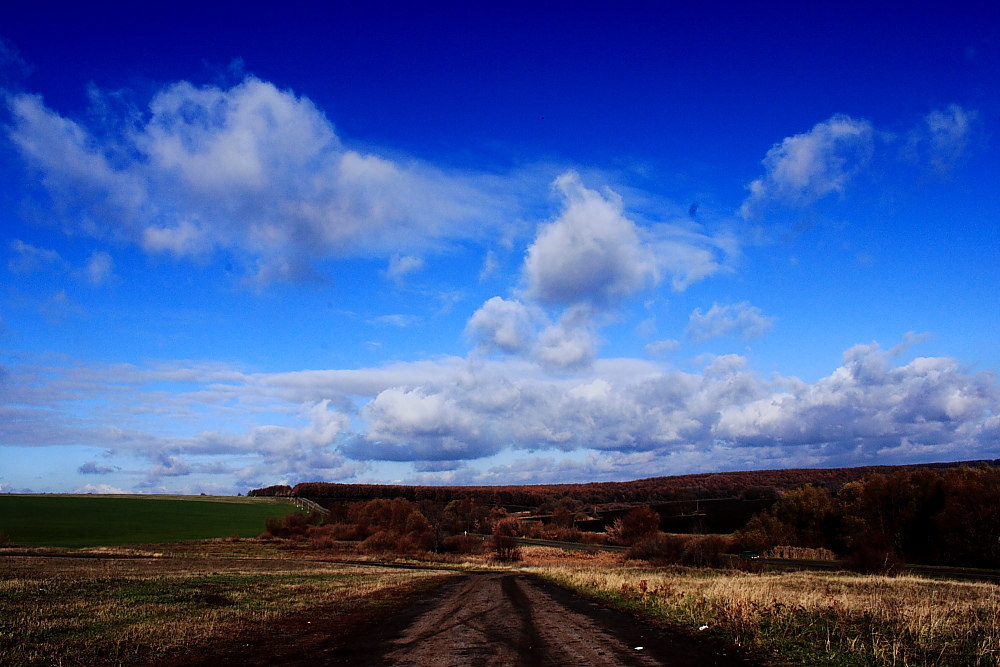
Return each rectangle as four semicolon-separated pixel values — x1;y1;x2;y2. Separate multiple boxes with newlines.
250;460;1000;569
249;460;993;507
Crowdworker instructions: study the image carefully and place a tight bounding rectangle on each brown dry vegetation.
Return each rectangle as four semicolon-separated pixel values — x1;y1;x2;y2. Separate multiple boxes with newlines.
527;553;1000;667
0;540;455;667
5;535;1000;667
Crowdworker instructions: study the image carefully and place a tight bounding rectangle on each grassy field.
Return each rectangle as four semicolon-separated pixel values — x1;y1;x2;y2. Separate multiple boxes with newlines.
524;552;1000;667
0;495;306;547
0;541;454;666
4;517;1000;666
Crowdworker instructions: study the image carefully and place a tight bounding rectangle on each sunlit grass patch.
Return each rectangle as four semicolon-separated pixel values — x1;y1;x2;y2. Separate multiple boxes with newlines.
529;561;1000;666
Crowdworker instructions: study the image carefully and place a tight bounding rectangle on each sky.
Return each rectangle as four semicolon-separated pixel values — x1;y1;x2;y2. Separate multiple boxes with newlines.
1;1;999;495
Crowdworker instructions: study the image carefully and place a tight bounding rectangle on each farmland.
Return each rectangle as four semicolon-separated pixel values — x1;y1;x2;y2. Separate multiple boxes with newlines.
0;495;306;547
4;490;1000;666
0;541;453;667
5;540;1000;666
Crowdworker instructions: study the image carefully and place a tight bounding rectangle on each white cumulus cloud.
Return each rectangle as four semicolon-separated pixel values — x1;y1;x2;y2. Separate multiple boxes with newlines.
2;337;999;484
7;77;516;284
739;114;874;218
524;172;658;307
524;172;734;307
466;298;598;369
466;296;539;356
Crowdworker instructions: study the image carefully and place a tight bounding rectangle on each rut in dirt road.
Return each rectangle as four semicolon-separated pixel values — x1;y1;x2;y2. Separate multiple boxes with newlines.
381;574;548;666
330;572;756;667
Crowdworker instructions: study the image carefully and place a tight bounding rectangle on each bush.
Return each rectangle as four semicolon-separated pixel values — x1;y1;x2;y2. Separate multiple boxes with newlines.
399;530;435;553
732;512;795;554
627;533;689;564
490;518;522;562
845;543;900;574
552;527;583;543
442;533;485;554
579;531;608;546
326;521;370;541
264;511;323;538
359;529;403;554
681;535;731;568
0;530;10;547
765;545;837;561
519;520;546;539
358;528;433;555
606;507;661;546
306;524;338;550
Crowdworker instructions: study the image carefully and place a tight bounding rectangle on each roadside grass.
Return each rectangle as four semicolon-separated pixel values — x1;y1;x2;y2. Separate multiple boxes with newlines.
0;495;305;547
525;552;1000;667
8;527;1000;667
0;541;455;666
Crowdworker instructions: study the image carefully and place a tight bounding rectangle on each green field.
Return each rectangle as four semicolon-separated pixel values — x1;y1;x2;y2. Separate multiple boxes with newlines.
0;494;305;547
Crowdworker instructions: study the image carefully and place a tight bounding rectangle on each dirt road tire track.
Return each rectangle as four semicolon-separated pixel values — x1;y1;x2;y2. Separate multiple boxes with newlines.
325;573;758;666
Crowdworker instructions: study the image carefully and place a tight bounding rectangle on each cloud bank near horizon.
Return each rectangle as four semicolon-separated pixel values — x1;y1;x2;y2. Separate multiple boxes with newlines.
2;335;997;492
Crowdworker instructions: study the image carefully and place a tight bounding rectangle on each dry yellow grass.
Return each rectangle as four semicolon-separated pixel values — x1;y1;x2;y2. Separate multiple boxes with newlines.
526;552;1000;666
765;545;838;561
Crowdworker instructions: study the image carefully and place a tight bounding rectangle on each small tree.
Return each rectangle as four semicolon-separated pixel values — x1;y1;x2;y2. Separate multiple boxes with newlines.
607;506;661;545
490;518;522;562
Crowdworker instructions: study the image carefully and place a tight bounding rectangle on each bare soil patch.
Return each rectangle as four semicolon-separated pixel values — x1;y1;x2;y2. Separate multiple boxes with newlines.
146;570;757;666
325;572;758;666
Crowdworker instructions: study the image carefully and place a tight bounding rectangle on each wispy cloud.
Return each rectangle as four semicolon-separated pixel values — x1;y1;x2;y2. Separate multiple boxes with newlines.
74;483;129;494
39;290;84;324
645;338;680;356
78;461;116;475
8;241;116;288
82;250;114;287
0;36;31;84
7;77;521;285
686;301;775;341
385;254;424;284
368;314;421;327
8;239;64;273
739;114;874;219
478;250;500;281
902;104;978;175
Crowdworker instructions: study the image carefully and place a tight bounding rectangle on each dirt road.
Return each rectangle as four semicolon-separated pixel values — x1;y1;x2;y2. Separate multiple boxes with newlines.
325;573;756;667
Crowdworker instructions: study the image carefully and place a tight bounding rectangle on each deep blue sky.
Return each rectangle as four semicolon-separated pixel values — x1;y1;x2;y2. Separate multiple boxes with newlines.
1;1;998;494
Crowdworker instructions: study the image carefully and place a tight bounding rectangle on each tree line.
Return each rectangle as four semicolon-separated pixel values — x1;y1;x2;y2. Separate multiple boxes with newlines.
248;459;995;507
732;464;1000;569
256;461;1000;570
